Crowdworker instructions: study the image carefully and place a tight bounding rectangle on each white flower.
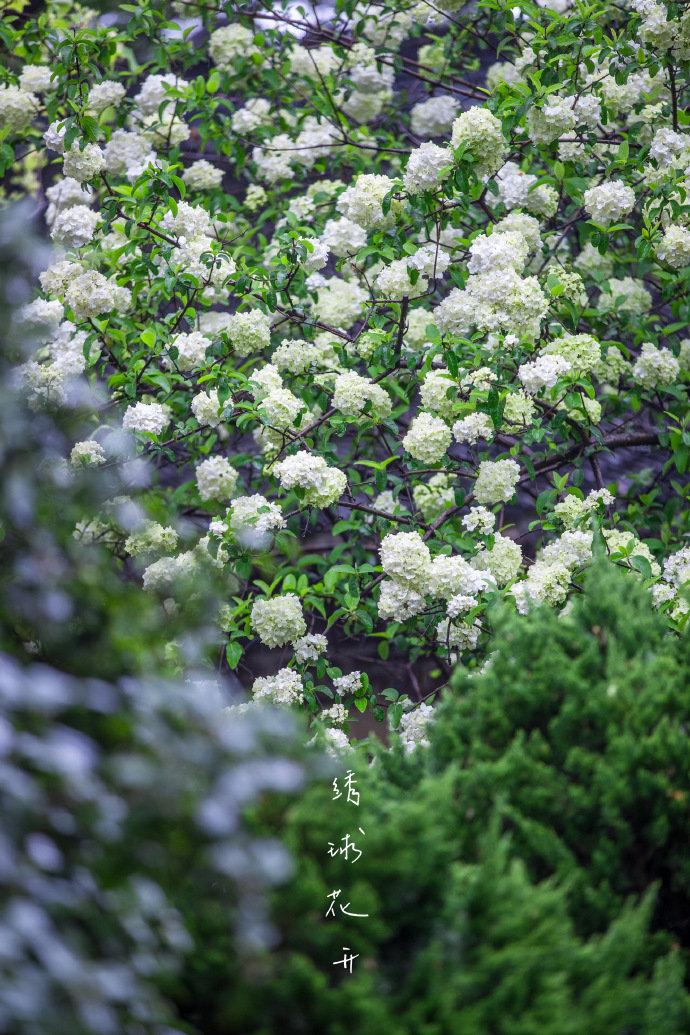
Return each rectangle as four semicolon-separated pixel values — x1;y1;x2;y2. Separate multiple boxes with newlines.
226;310;272;354
17;298;64;342
436;617;481;652
398;702;434;753
122;401;170;436
511;560;572;613
410;95;459;138
274;450;347;507
598;277;652;317
251;594;306;648
402;412;452;464
64;271;131;320
462;506;496;535
451;107;507;177
251;667;304;706
656;225;690;268
231;97;271;133
87;80;126;113
62;142;105;182
196;457;239;501
293;633;328;664
321;217;367;256
380;531;432;588
192;389;225;428
210;24;257;68
467;230;529;274
229;494;285;549
125;521;178;558
336;173;397;229
518;354;571;394
19;65;52;93
452;412;494;445
70;440;106;466
632;343;680;388
419;368;457;421
332;371;392;421
259;387;306;431
0;84;38;132
166;331;211;371
583;181;635;226
182;159;223;191
50;205;99;248
160;201;213;241
333;671;362;696
427;555;495;600
103;129;156;178
473;459;520;505
377;580;426;621
403;141;452;193
134;72;189;113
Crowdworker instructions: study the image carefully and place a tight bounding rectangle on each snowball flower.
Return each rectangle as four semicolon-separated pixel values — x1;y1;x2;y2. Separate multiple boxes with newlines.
656;225;690;268
398;702;435;753
182;159;224;191
410;95;459;138
452;412;494;445
196;457;239;501
380;531;432;588
332;371;392;421
251;668;304;706
192;389;225;428
166;331;211;371
583;181;635;226
402;412;452;463
87;80;126;113
518;354;571;394
472;533;523;586
632;343;680;389
251;594;306;648
274;450;347;507
377;580;427;621
122;401;170;435
403;142;452;193
70;440;106;466
226;310;272;354
293;633;328;664
427;555;495;600
229;494;285;549
473;459;520;505
64;271;131;320
336;173;396;229
50;206;99;248
63;142;105;183
451;107;507;178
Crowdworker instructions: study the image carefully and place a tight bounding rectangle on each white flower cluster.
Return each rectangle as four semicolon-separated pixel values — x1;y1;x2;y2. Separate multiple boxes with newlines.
398;702;434;753
473;459;521;506
403;142;451;193
274;450;347;507
656;225;690;268
251;668;304;707
332;372;392;420
403;412;452;463
250;593;306;648
196;457;239;502
583;181;636;226
632;343;680;388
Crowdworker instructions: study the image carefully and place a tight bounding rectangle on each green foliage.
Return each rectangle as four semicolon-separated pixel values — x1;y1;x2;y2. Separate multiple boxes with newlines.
173;561;690;1034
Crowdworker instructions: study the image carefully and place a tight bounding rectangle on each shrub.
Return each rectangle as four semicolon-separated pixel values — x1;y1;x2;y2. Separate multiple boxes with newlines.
176;561;690;1034
1;0;689;727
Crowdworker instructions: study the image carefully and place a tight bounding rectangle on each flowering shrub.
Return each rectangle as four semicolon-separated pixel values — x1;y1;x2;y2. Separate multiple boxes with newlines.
4;0;690;733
